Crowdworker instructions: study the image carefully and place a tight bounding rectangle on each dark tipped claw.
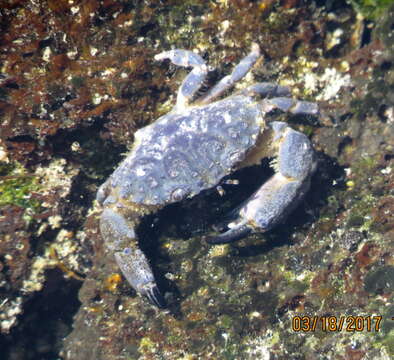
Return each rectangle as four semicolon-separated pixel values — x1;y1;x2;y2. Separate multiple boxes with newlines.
144;284;167;308
206;224;252;244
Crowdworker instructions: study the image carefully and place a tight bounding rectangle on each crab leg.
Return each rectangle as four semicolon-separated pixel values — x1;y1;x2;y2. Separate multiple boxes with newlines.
236;82;291;98
99;207;166;308
197;43;261;105
155;49;208;109
206;121;316;244
207;222;252;244
264;97;319;116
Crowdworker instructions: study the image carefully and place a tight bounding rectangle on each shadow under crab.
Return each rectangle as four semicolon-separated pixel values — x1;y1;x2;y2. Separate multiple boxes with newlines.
97;44;319;308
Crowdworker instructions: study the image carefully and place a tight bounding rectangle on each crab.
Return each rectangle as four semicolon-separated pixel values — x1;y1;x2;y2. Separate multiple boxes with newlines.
97;43;318;308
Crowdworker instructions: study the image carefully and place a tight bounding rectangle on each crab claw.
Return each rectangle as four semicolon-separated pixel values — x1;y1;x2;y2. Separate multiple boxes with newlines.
114;248;167;309
206;121;316;245
100;208;167;308
206;221;252;244
140;282;167;309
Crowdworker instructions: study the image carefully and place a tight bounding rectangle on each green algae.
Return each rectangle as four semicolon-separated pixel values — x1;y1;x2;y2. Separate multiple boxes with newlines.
70;76;85;88
381;329;394;357
346;193;376;228
0;161;40;210
349;0;393;20
155;0;206;47
377;305;394;357
364;266;394;294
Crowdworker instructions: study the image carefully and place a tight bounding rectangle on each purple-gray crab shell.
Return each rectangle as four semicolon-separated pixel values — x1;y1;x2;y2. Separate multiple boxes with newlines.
108;95;262;206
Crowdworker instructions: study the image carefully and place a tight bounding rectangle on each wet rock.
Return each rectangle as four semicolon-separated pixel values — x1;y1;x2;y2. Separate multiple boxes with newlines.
364;266;394;295
1;1;394;359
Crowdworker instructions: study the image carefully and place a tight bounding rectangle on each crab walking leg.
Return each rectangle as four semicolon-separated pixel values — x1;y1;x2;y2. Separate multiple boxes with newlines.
197;43;261;105
265;96;319;116
99;208;166;308
236;82;292;98
207;121;316;244
154;49;208;109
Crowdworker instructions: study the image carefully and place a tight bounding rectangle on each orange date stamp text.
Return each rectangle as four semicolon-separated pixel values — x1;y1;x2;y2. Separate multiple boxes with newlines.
292;315;382;332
